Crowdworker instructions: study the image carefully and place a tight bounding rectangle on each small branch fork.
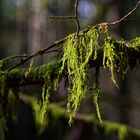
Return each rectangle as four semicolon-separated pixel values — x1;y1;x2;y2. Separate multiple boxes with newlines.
50;0;80;34
8;0;140;70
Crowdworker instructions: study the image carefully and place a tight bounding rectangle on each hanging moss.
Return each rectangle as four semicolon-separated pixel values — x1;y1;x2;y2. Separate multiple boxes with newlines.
31;60;62;130
93;67;102;124
39;83;50;133
0;26;140;132
93;85;102;124
103;36;140;86
60;27;99;124
103;37;129;86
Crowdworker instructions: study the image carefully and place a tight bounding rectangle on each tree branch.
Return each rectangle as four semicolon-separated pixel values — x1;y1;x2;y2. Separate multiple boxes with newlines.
7;0;140;70
47;103;140;139
3;43;139;87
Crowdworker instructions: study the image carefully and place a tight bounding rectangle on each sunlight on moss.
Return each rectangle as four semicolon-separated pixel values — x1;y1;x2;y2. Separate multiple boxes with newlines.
93;85;102;124
60;27;99;124
128;37;140;49
103;37;129;86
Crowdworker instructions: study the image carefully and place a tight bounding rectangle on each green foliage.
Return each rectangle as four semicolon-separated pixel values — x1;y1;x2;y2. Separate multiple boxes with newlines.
60;27;99;124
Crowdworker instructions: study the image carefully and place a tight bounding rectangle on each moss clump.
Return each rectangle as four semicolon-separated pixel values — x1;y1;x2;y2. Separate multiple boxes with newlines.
128;37;140;49
103;37;129;86
60;27;99;124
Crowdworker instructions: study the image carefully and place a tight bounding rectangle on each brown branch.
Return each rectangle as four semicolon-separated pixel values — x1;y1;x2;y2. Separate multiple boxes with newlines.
1;55;29;61
109;0;140;25
9;39;65;70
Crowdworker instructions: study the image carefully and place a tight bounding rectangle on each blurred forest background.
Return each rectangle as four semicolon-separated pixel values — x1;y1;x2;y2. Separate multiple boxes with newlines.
0;0;140;140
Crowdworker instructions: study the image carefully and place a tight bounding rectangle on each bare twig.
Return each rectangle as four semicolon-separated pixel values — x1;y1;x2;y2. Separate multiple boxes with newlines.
1;55;29;61
109;0;140;25
50;16;76;19
75;0;80;34
8;41;63;70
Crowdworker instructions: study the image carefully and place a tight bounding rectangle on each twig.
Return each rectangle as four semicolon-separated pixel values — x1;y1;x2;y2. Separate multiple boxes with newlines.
50;16;76;19
109;0;140;25
75;0;80;34
1;55;29;61
9;38;66;70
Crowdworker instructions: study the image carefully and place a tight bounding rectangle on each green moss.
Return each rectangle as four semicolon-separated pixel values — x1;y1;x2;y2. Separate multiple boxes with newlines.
128;37;140;49
118;125;128;140
104;121;128;140
93;85;102;124
60;27;99;124
0;72;6;121
40;83;50;128
103;37;129;86
93;67;102;124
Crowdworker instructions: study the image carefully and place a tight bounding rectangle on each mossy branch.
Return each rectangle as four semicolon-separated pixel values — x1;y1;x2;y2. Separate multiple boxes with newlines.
1;36;140;129
3;38;140;87
48;103;140;140
20;93;140;139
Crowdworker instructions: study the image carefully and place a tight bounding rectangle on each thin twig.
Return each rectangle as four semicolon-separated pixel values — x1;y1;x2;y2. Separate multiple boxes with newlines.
50;16;76;19
75;0;80;35
9;44;63;70
109;0;140;25
1;55;29;61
